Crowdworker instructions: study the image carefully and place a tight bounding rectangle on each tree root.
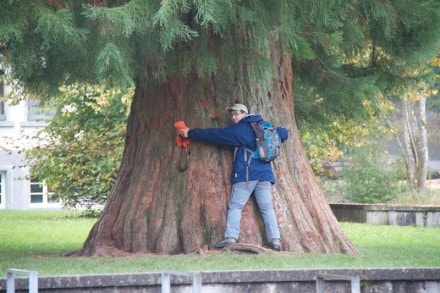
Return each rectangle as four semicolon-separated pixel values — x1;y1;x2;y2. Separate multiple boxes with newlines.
60;245;136;257
221;243;269;254
60;244;270;257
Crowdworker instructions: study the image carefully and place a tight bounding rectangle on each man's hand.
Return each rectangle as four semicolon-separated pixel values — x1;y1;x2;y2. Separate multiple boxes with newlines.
179;128;190;138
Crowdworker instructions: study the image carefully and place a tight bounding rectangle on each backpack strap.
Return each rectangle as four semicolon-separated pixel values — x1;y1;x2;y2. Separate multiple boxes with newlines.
234;147;253;184
243;147;253;183
233;121;265;183
250;120;265;140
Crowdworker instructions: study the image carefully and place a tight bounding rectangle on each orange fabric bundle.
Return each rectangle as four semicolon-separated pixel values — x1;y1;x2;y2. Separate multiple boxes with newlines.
174;120;190;150
174;120;187;130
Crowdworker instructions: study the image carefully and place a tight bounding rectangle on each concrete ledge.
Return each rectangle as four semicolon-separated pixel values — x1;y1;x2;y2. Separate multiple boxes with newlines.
1;268;439;292
330;203;440;227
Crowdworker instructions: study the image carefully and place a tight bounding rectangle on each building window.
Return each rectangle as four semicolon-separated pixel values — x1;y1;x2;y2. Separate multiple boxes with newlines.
0;172;4;207
0;80;5;121
0;101;4;120
47;186;60;203
28;99;54;121
30;178;60;205
30;178;43;203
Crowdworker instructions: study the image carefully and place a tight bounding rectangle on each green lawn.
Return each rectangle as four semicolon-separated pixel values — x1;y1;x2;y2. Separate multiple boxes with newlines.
1;210;439;276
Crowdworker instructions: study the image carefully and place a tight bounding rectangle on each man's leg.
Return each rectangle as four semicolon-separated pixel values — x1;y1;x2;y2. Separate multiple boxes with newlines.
215;181;256;248
253;181;281;247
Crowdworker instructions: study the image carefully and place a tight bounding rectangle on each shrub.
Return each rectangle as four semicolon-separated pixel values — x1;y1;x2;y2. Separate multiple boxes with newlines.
342;145;407;203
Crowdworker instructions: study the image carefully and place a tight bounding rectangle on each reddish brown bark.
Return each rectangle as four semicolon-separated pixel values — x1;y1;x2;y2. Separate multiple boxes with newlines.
77;44;359;256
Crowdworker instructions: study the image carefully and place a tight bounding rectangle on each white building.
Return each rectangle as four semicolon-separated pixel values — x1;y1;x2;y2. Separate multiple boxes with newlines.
0;80;61;210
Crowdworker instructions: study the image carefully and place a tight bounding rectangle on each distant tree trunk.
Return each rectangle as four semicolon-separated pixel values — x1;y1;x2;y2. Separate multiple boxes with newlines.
402;97;428;192
403;100;417;191
415;97;428;190
76;42;359;256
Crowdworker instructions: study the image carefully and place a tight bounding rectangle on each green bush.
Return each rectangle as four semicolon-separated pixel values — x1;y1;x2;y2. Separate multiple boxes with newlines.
342;146;407;203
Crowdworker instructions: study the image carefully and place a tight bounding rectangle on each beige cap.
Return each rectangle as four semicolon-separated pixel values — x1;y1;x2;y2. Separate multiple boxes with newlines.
228;103;248;114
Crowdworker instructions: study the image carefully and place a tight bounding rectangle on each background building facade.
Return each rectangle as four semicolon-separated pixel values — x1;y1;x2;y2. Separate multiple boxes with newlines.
0;80;60;210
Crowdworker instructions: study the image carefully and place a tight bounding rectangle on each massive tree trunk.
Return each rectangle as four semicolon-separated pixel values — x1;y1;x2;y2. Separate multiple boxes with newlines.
77;44;359;256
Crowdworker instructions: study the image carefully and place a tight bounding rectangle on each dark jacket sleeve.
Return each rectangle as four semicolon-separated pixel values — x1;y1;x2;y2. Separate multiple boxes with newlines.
188;125;249;147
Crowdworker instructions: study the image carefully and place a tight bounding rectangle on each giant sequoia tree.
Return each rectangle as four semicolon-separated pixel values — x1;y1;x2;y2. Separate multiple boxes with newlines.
1;0;439;255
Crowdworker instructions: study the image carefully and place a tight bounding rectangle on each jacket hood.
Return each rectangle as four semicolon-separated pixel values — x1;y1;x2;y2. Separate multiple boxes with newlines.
241;114;263;123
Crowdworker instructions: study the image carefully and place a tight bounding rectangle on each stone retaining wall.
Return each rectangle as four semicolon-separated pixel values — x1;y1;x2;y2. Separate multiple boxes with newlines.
1;268;439;292
330;204;440;227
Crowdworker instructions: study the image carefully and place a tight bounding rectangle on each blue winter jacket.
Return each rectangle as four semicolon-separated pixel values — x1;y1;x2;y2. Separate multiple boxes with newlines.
188;114;289;185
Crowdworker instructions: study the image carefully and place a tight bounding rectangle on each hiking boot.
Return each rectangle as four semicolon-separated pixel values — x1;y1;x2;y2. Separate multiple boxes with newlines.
214;237;237;248
270;238;281;251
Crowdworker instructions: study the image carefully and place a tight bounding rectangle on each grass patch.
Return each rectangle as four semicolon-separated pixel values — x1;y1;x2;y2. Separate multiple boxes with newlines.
389;183;440;206
1;210;439;276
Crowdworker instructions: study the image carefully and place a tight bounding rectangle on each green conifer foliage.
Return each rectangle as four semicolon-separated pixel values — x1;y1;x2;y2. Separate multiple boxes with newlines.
2;0;439;97
1;0;440;255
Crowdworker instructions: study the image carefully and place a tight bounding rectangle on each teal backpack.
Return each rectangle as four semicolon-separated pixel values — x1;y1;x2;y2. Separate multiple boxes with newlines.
250;120;281;162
